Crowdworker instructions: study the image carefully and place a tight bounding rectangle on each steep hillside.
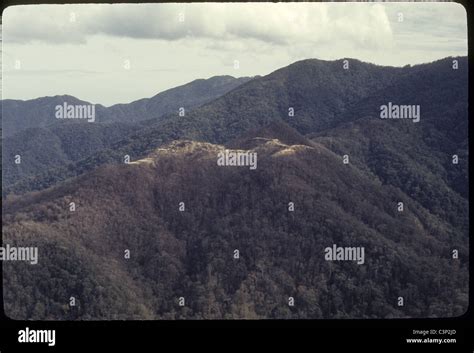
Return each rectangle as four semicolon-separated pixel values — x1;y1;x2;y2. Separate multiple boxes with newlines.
2;121;140;189
2;57;468;320
311;57;468;232
3;126;468;319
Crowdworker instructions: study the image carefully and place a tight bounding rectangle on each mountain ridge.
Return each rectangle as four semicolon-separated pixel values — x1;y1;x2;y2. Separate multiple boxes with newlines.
3;56;467;197
2;75;255;191
3;120;468;319
1;75;255;136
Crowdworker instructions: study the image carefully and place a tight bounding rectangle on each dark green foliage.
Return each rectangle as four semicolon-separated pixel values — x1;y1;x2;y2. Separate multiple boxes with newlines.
3;125;468;319
2;57;468;320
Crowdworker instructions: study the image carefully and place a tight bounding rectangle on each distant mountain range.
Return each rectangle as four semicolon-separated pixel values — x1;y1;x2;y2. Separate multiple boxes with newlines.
2;75;254;135
2;75;254;191
2;57;468;319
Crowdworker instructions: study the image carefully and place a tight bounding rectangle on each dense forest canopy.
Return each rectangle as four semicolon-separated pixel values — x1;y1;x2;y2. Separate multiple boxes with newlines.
2;57;469;319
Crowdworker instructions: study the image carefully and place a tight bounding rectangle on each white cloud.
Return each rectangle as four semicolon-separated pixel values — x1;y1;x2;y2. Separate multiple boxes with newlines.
1;3;467;105
3;3;395;50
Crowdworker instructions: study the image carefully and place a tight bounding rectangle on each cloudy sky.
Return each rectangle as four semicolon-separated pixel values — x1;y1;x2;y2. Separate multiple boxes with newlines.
2;2;467;106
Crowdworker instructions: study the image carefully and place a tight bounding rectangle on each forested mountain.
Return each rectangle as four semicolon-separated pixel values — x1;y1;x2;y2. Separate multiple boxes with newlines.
4;57;467;197
2;57;468;319
2;75;253;191
102;75;255;124
2;95;94;137
3;58;403;195
3;122;468;319
2;75;253;136
2;122;141;190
